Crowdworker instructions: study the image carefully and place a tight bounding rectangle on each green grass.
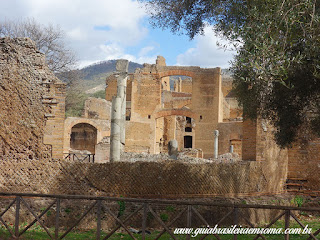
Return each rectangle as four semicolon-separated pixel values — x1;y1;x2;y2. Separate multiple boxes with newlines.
0;230;319;240
0;219;319;239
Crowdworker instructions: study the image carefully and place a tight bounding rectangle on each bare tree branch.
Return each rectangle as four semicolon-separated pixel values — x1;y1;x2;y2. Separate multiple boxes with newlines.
0;18;76;73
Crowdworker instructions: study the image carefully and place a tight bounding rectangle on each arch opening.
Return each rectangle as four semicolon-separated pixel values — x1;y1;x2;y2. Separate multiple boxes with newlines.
160;75;192;93
70;123;97;154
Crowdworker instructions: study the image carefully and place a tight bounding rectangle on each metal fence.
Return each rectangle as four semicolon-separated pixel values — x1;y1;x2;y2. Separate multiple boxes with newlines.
0;192;320;239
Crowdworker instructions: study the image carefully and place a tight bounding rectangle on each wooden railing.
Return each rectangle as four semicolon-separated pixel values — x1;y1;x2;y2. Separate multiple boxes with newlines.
0;192;319;239
63;153;95;163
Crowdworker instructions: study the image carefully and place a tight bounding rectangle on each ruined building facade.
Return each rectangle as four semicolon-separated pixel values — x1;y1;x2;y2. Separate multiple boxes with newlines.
105;56;242;159
0;38;65;160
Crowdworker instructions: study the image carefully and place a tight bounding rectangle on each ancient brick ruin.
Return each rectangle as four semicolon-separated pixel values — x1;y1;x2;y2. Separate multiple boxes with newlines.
0;38;65;160
0;38;318;198
105;56;242;158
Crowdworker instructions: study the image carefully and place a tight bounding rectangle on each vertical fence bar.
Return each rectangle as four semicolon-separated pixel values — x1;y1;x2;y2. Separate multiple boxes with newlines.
142;203;148;240
15;196;21;238
186;205;192;240
285;210;290;240
55;198;60;240
96;200;102;240
233;208;238;240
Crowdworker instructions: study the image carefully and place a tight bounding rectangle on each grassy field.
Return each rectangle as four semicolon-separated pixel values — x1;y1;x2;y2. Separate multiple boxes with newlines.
0;219;319;240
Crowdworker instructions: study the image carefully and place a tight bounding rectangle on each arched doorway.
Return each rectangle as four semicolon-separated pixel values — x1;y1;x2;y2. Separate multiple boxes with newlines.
70;123;97;154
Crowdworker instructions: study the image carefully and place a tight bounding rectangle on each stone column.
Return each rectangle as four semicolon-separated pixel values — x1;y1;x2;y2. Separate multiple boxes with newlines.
116;60;129;152
229;145;234;153
214;130;219;159
168;139;178;160
110;96;121;162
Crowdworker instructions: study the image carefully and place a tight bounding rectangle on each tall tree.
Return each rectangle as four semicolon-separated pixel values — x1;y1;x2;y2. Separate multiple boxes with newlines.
143;0;320;147
0;18;76;73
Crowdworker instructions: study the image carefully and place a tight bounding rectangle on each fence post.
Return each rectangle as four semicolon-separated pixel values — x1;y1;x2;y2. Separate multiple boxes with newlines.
96;200;102;240
142;203;148;240
15;196;21;238
186;205;192;240
233;207;238;240
55;198;60;240
285;210;290;240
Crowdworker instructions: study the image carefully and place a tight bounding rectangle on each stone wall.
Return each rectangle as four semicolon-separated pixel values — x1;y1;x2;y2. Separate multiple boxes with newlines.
287;138;320;194
84;97;111;120
0;37;65;160
242;119;288;194
217;122;242;156
0;158;286;198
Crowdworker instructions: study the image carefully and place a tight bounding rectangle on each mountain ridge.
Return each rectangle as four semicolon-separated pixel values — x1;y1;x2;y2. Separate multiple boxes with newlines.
79;60;143;80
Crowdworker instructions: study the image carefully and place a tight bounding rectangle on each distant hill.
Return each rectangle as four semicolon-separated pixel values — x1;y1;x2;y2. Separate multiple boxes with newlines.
61;60;143;118
80;60;143;80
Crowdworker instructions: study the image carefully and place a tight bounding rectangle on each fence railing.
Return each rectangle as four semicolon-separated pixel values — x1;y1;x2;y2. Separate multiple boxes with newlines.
63;153;95;162
0;192;319;239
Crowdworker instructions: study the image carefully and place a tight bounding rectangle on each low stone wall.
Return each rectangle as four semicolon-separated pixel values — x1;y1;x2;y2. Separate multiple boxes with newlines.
0;158;286;198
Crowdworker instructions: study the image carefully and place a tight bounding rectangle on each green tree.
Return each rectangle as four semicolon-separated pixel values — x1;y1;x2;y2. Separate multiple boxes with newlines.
62;70;89;118
143;0;320;147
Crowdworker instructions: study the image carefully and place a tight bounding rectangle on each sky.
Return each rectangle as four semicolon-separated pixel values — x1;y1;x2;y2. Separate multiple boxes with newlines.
0;0;235;69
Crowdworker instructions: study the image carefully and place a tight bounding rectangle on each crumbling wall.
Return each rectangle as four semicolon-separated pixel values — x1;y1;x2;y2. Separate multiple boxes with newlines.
217;122;242;157
0;37;65;160
242;119;288;194
287;138;320;194
0;158;285;198
84;97;111;120
181;78;192;93
106;57;223;158
125;121;154;153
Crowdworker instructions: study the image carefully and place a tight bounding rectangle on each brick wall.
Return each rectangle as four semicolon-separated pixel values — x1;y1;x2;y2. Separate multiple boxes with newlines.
242;119;257;160
0;37;65;160
288;138;320;193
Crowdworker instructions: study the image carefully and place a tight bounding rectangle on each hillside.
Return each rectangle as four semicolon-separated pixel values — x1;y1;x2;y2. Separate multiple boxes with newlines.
81;60;142;80
62;60;143;117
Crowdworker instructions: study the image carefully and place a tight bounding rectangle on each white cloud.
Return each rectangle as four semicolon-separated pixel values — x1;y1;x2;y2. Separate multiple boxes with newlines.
139;46;155;57
99;43;157;64
176;26;235;68
77;43;157;69
0;0;150;66
0;1;234;69
67;27;87;41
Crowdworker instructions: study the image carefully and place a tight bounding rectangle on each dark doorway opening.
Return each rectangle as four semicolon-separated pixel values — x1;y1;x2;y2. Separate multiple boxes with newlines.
184;136;192;148
185;127;192;132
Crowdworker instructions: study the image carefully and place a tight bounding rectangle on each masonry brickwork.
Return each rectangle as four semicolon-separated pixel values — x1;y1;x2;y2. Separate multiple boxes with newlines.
287;137;320;195
63;97;111;154
106;57;230;158
0;37;65;160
